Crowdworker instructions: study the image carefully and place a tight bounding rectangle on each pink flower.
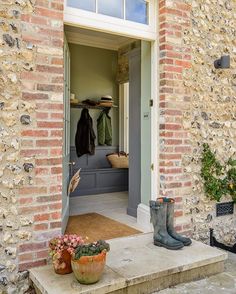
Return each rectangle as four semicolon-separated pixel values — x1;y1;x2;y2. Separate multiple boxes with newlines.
49;234;84;261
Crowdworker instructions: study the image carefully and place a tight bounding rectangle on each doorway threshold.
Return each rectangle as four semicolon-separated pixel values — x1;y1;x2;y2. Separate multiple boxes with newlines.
69;192;150;233
30;233;227;294
65;212;142;242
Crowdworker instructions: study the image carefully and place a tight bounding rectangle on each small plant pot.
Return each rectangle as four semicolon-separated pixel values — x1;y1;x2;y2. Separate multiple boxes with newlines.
71;251;106;284
54;250;72;275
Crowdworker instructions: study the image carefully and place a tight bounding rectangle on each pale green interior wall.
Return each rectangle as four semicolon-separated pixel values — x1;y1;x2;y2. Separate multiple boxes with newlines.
141;41;152;206
69;43;119;146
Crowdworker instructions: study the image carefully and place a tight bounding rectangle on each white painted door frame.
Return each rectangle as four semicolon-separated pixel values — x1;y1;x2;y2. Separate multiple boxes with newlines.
119;82;129;154
62;35;71;233
63;2;159;230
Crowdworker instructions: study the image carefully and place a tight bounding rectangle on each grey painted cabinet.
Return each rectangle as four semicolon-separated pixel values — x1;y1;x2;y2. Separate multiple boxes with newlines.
70;146;128;196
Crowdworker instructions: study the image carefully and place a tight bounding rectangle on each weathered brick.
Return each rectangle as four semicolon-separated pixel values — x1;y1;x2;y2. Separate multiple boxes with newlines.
51;57;63;65
36;194;61;203
51;211;61;219
22;92;49;100
34;223;49;231
21;140;34;148
37;84;63;92
19;242;47;253
36;0;49;8
19;259;47;271
36;102;63;110
20;149;49;157
19;197;33;205
50;112;63;119
35;167;50;176
50;148;62;156
36;139;62;147
36;250;49;259
34;213;50;222
21;130;48;137
36;112;49;119
35;158;62;166
50;221;61;229
36;65;63;74
19;205;49;215
49;202;62;210
51;130;63;137
35;7;63;19
37;121;63;129
51;167;62;174
19;253;34;262
19;187;47;195
174;211;183;218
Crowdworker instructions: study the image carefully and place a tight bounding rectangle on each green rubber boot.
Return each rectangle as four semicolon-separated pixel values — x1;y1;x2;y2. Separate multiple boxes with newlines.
150;201;184;250
167;200;192;246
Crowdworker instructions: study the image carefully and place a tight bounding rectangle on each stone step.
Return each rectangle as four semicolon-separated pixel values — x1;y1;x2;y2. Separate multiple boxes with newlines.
29;233;227;294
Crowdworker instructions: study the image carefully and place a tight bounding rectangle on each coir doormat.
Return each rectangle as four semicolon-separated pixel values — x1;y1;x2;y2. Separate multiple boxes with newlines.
65;213;141;242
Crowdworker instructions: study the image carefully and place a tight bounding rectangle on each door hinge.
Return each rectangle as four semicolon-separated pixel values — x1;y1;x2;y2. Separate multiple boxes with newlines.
149;99;153;107
151;163;154;171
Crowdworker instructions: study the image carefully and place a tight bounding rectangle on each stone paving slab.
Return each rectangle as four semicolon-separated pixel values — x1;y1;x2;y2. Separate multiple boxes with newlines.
30;233;227;294
30;266;126;294
157;252;236;294
106;233;227;285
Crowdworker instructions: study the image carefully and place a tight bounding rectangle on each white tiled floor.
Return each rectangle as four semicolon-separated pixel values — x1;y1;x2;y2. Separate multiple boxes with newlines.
69;192;148;232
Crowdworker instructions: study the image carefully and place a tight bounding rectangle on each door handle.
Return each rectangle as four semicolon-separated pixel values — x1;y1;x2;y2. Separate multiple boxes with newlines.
69;162;75;175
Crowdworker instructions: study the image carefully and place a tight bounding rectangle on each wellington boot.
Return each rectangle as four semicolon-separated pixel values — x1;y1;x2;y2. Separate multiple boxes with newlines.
150;200;184;250
167;200;192;246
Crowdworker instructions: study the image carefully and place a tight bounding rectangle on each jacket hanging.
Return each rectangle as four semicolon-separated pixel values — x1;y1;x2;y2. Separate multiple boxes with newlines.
97;109;112;146
75;108;96;157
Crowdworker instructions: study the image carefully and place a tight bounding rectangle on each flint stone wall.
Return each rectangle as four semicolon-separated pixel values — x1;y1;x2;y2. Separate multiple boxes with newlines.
183;0;236;244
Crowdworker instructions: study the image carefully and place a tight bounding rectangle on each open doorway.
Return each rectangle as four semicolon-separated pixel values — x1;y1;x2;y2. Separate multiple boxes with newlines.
62;26;153;240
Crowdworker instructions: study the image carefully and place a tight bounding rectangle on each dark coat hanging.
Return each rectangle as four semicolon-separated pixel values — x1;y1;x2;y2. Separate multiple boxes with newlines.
75;108;96;157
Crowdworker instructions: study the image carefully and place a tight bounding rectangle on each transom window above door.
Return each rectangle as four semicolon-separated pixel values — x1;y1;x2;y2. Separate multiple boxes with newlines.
67;0;149;24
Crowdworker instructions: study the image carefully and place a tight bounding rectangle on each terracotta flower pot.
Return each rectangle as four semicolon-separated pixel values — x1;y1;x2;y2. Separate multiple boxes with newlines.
54;250;72;275
71;251;106;284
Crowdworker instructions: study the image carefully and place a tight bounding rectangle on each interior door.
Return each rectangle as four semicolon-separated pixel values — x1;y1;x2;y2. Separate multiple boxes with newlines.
62;35;70;233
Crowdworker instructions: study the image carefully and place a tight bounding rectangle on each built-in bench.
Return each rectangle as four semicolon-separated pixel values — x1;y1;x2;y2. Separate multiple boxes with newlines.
70;146;128;196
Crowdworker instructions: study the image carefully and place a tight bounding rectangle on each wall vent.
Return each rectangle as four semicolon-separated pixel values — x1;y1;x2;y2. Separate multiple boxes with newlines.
216;202;234;217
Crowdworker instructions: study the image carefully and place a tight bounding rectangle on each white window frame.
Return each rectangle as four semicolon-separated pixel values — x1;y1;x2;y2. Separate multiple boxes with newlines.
64;0;156;41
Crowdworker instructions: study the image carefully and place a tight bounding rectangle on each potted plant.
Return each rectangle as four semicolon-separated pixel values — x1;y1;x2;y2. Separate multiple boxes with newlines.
49;234;84;275
71;240;110;284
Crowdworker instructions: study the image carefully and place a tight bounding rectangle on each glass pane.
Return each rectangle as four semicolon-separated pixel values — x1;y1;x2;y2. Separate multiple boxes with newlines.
98;0;124;19
126;0;148;24
67;0;96;12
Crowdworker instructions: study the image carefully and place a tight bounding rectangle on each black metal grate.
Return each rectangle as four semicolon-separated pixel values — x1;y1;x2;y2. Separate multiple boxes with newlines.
216;201;234;217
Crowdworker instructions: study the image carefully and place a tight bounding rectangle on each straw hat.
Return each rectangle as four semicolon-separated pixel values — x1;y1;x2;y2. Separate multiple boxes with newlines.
100;95;113;102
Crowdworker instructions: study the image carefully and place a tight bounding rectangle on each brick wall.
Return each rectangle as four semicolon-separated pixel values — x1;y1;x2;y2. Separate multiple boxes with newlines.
3;0;235;292
158;0;193;234
0;0;64;291
19;0;64;272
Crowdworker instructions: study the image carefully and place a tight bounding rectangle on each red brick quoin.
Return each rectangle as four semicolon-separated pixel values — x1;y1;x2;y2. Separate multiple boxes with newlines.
19;0;64;271
159;0;192;234
18;0;193;270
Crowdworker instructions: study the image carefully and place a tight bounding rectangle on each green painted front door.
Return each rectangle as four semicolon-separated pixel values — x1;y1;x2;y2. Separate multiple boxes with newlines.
62;35;70;233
